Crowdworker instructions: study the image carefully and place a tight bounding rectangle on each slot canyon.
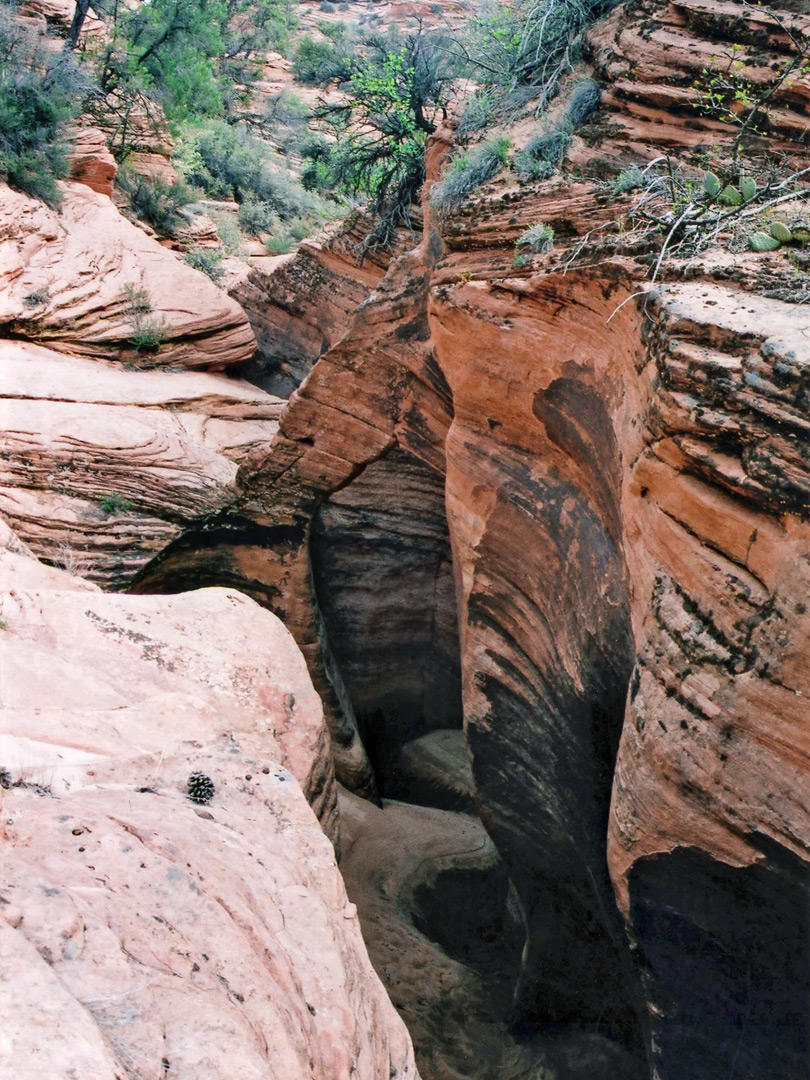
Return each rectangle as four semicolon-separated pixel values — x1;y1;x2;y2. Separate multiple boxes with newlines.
2;0;809;1078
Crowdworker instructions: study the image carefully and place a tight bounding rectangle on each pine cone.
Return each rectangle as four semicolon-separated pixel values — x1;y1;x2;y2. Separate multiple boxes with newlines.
187;771;215;804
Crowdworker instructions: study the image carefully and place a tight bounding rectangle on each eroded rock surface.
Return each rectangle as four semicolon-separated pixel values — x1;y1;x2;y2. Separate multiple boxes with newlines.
0;531;420;1080
0;341;282;588
0;181;255;368
211;0;810;1074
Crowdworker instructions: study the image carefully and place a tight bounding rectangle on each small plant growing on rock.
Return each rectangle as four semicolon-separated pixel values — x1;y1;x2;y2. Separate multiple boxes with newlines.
431;135;511;214
517;222;555;254
122;283;152;315
129;315;169;353
187;771;215;803
23;287;50;308
184;246;225;284
99;493;132;515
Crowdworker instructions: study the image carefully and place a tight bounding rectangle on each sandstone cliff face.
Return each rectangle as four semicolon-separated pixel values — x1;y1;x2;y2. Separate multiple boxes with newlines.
230;212;415;396
0;528;419;1080
0;341;282;588
205;1;810;1075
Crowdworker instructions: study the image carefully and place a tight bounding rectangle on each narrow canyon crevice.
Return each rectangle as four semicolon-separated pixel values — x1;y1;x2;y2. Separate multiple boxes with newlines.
310;447;463;793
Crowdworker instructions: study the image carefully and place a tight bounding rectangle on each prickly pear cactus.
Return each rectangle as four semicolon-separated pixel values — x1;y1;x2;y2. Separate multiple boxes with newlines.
748;231;782;252
770;222;793;243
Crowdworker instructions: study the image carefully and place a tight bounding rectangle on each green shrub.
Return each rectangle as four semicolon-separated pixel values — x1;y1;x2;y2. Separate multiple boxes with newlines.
184;245;225;283
265;233;294;255
237;199;279;236
173;120;318;221
565;78;601;128
431;135;511;214
129;314;169;352
99;493;133;514
516;221;554;253
0;11;89;203
458;90;496;136
513;130;570;180
118;171;192;234
293;33;354;85
610;165;647;195
122;283;152;314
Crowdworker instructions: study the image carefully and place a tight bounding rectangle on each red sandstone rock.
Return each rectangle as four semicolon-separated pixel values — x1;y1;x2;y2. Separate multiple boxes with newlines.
0;341;282;589
68;124;117;197
0;182;256;368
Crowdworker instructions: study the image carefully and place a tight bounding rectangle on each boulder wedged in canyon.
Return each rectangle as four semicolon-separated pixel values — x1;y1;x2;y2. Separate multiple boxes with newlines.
0;181;255;368
0;341;283;588
0;530;420;1080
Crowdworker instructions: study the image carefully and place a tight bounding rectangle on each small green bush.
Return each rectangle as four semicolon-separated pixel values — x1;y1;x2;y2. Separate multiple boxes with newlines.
458;90;496;136
292;33;353;85
431;135;511;214
610;165;647;195
130;315;169;352
173;121;318;221
122;283;152;315
118;172;193;234
99;493;133;514
514;131;570;180
265;233;294;255
237;199;279;236
516;221;554;253
184;245;225;283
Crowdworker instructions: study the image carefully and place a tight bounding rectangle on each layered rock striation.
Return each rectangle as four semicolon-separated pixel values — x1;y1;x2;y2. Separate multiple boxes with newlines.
198;1;810;1075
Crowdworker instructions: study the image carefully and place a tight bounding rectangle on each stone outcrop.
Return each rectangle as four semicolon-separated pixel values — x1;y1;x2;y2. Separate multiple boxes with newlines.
0;341;282;589
68;125;117;197
230;213;414;396
0;528;420;1080
181;1;810;1076
0;182;255;369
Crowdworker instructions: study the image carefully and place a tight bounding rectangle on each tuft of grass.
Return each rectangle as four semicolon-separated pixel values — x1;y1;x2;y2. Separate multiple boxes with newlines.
517;221;555;253
431;135;511;214
610;165;648;195
129;314;169;353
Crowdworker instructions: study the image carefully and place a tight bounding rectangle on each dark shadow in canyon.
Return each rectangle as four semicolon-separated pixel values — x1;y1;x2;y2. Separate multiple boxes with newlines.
628;836;810;1080
309;447;464;791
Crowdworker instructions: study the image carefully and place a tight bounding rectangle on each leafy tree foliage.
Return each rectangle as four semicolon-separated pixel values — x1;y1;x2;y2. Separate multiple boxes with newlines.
304;26;452;247
0;7;87;202
92;0;295;123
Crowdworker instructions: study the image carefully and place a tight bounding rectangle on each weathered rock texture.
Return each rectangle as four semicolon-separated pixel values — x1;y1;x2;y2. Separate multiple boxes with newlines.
0;181;255;368
230;213;414;396
0;341;282;588
311;447;463;780
185;1;810;1076
68;124;117;197
0;529;420;1080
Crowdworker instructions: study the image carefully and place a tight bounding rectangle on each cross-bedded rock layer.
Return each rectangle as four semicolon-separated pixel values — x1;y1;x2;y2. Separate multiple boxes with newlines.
216;1;810;1074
